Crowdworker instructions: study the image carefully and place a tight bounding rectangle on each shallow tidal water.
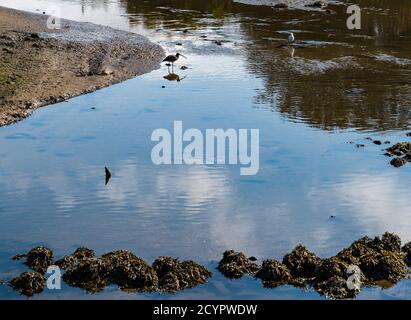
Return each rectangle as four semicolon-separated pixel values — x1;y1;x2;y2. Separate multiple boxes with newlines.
0;0;410;299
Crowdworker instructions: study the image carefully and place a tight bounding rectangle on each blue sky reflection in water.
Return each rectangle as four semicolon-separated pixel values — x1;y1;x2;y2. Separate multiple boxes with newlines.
0;0;410;299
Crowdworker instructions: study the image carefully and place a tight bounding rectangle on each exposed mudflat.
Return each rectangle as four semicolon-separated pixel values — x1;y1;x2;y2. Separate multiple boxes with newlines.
0;6;165;126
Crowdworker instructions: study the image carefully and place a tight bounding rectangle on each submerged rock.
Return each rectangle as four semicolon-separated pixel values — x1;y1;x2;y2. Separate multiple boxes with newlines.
153;256;212;293
10;272;45;296
282;245;320;278
24;247;53;273
255;259;291;286
217;250;259;279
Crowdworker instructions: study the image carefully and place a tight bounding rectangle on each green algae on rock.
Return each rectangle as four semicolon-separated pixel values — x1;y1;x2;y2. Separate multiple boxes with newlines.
10;272;45;296
217;250;259;279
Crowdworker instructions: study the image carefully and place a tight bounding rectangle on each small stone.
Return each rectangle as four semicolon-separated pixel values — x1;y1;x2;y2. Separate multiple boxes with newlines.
373;140;382;145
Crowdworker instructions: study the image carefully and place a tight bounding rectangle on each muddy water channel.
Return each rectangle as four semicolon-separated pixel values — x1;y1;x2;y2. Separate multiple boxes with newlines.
0;0;410;299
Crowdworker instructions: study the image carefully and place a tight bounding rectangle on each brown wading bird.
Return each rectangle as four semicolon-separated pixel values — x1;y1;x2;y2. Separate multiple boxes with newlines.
162;53;187;67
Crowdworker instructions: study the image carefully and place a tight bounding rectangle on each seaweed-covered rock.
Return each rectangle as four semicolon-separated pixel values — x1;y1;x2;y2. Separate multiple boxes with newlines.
315;276;358;300
101;250;158;291
360;251;408;283
255;259;291;285
63;258;110;293
282;245;320;278
153;256;212;293
55;247;96;270
373;232;401;253
314;257;352;281
55;255;77;270
10;272;45;296
217;250;259;279
73;247;95;260
390;157;407;168
386;142;411;156
402;242;411;266
24;247;53;273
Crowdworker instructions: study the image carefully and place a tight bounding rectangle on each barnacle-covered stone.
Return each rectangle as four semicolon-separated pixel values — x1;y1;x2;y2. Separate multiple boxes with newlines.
217;250;259;279
282;245;320;278
24;247;53;273
10;272;45;296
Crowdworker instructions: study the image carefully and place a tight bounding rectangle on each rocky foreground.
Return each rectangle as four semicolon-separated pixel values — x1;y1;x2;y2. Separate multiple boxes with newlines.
0;6;165;126
7;232;411;299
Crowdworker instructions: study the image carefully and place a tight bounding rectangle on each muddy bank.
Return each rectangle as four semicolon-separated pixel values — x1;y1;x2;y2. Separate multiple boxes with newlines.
0;6;164;126
7;232;411;299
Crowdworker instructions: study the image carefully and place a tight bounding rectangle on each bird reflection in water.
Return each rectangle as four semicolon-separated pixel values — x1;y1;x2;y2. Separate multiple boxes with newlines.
163;71;187;82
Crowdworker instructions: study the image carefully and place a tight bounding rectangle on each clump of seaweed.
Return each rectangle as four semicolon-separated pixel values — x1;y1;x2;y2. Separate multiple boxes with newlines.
282;245;320;278
153;256;212;293
10;272;45;296
217;250;259;279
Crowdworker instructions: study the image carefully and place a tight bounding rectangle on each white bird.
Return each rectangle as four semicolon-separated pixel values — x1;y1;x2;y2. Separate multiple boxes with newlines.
288;32;295;43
